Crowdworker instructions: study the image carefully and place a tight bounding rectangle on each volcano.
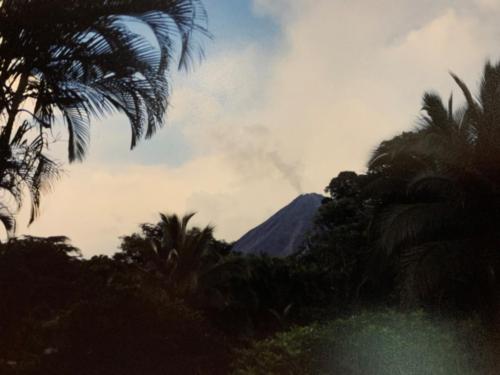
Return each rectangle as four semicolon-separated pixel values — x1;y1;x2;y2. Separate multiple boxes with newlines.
232;193;324;257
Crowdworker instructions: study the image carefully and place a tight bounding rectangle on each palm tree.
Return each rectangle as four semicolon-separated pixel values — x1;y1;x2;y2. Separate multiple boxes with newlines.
143;212;246;298
0;0;207;233
0;121;60;236
153;212;212;295
368;61;500;314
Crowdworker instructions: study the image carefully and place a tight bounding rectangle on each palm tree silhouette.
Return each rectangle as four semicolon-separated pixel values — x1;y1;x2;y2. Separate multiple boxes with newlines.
140;212;249;303
369;61;500;313
0;0;207;234
0;121;60;236
147;212;215;296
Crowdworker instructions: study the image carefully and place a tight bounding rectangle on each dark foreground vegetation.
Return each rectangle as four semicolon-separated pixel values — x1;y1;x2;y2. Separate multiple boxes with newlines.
1;0;500;373
5;58;500;372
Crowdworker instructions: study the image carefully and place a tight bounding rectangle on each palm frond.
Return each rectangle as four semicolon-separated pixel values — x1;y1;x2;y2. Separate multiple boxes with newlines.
376;202;458;255
0;0;208;161
420;92;449;131
398;239;474;306
406;171;461;200
450;71;480;117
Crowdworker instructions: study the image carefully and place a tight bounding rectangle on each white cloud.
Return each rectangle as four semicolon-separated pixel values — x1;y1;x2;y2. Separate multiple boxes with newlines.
19;0;500;255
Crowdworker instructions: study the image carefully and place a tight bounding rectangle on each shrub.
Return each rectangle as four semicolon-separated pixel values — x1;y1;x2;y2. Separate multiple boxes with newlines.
38;256;231;375
0;246;231;375
231;310;495;375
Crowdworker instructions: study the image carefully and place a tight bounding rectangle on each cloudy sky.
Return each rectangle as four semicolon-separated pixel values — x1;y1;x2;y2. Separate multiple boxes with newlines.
17;0;500;256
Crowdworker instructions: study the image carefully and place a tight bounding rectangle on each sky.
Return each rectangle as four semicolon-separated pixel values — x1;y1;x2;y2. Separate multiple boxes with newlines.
16;0;500;256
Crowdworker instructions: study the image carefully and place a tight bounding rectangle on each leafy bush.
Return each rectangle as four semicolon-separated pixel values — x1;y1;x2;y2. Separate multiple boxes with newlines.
0;240;231;375
231;310;495;375
41;256;231;375
0;236;81;371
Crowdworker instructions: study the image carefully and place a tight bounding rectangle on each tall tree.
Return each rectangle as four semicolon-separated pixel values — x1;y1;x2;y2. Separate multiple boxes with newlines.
0;0;207;233
369;61;500;315
152;212;213;295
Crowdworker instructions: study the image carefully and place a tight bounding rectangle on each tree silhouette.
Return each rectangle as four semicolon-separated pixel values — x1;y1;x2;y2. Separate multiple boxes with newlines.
129;212;225;297
0;0;207;234
0;122;60;236
369;61;500;314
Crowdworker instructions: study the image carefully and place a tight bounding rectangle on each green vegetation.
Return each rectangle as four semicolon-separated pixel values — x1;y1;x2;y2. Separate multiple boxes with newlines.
0;236;230;374
231;311;494;375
